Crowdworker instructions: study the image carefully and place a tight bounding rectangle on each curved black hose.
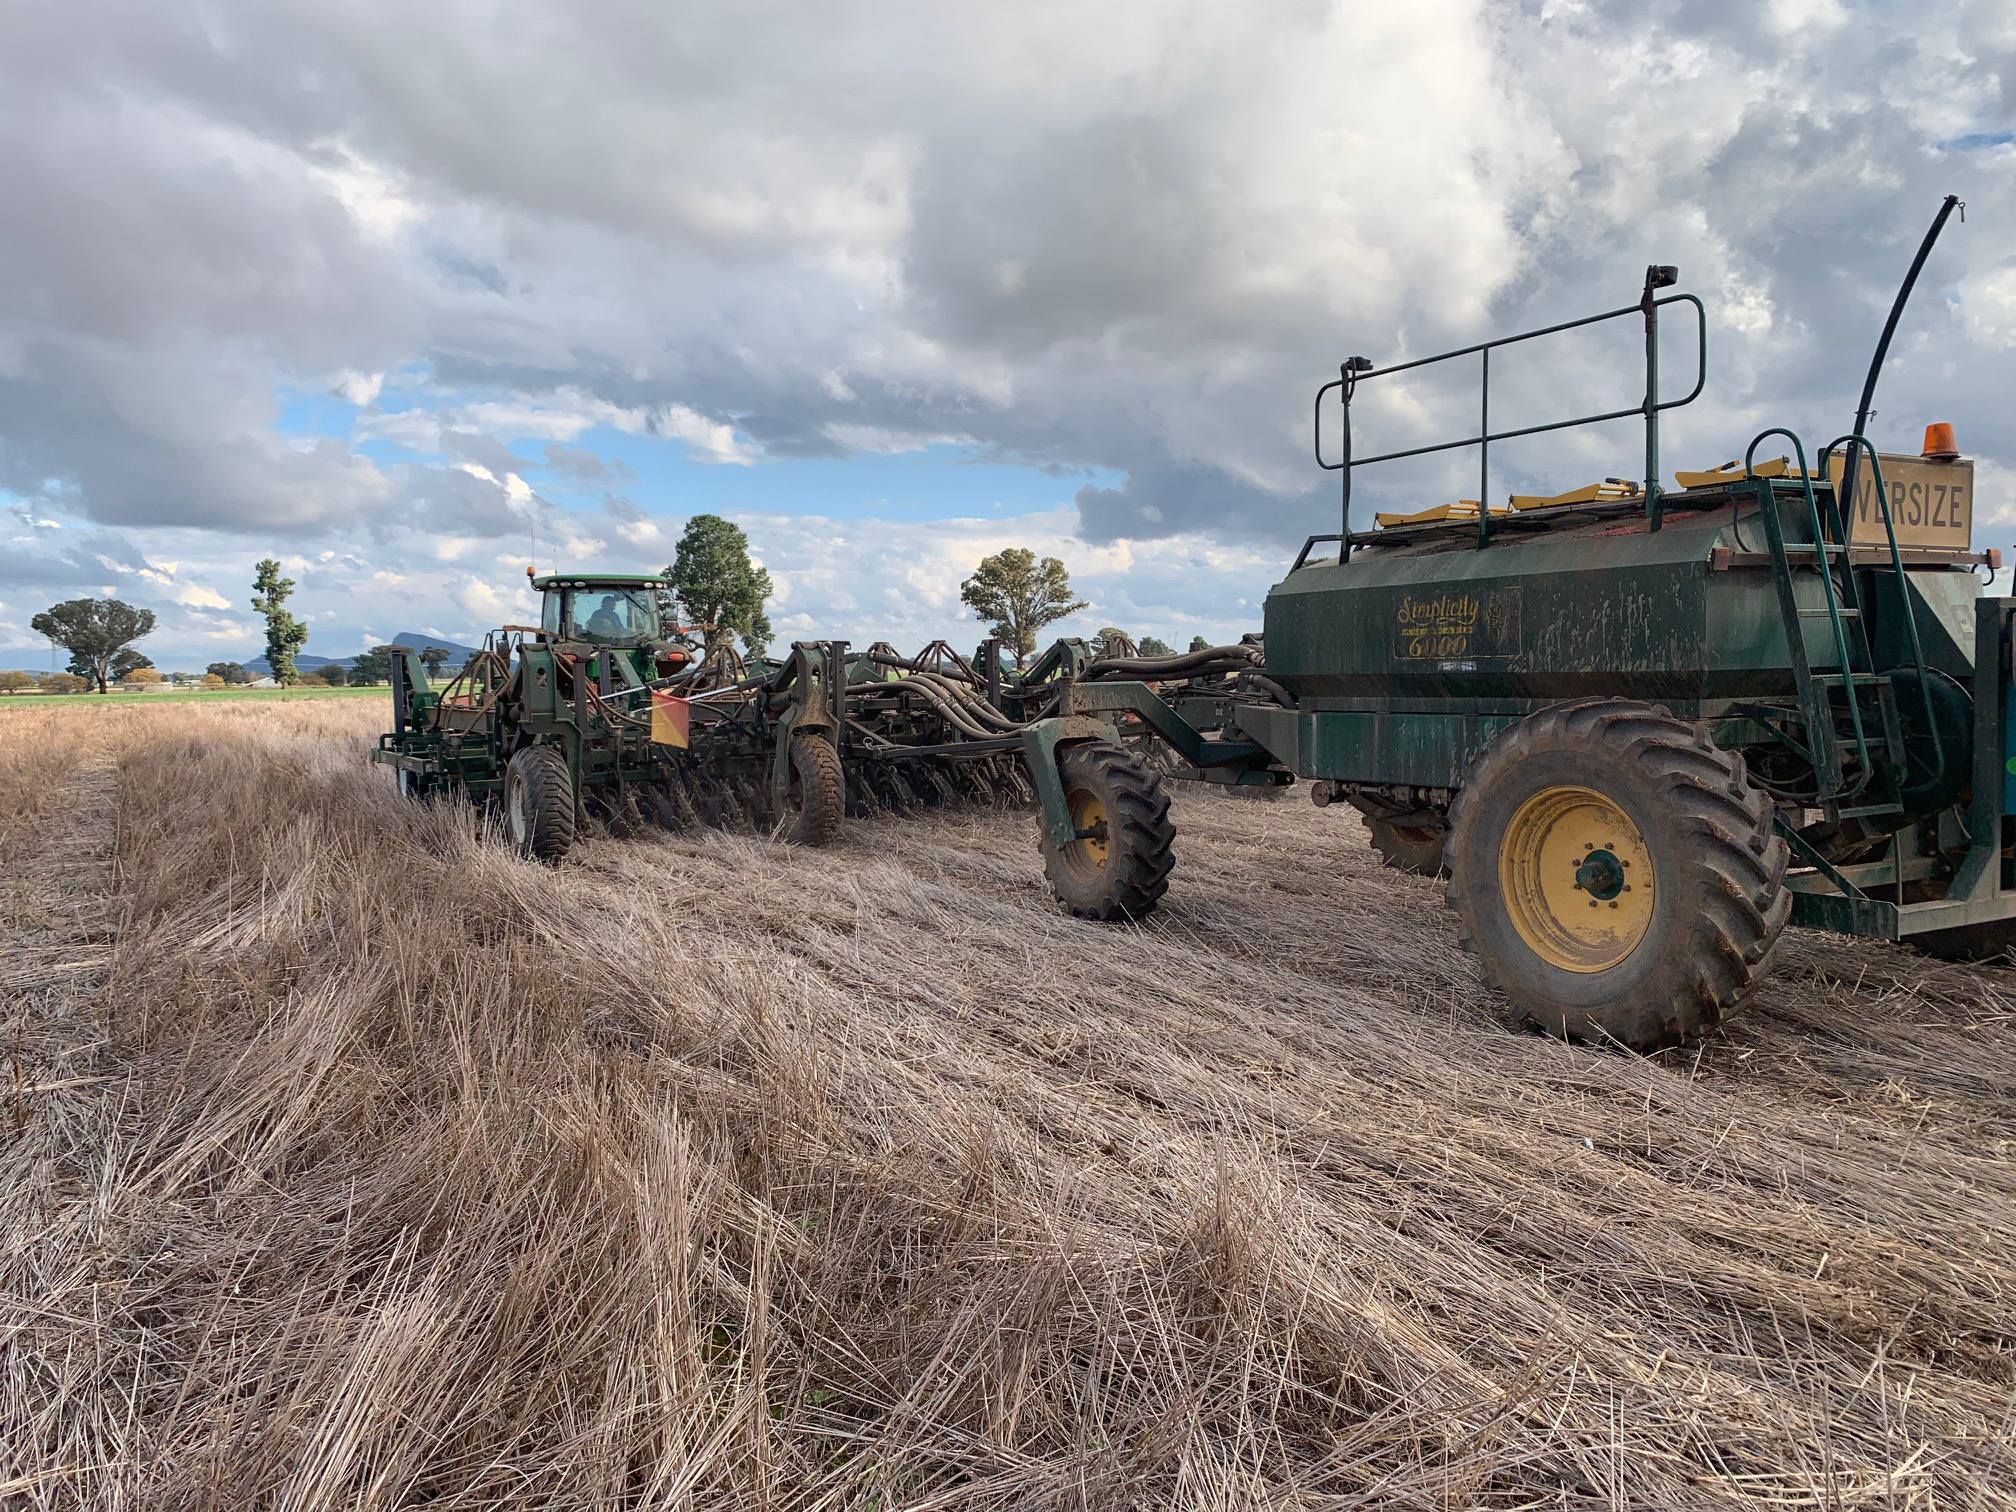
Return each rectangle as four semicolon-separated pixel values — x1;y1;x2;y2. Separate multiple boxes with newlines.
1082;643;1262;680
1237;672;1295;708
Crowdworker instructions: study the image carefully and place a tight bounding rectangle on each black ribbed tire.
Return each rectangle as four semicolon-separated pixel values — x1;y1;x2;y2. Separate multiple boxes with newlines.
1040;742;1175;920
1364;814;1447;875
785;733;846;846
1911;919;2016;963
505;745;577;862
1445;699;1789;1050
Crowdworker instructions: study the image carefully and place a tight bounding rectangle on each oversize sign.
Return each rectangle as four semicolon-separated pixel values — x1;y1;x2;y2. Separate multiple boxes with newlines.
1833;454;1974;551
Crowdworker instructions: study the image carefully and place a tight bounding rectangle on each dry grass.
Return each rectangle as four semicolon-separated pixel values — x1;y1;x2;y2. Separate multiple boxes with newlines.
3;700;2013;1510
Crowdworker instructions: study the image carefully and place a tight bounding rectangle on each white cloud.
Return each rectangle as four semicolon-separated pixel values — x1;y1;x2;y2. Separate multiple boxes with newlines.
334;369;385;405
659;404;754;465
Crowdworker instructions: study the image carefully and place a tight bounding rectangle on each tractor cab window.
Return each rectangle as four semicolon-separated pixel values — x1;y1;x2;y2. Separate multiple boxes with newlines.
565;588;659;644
539;590;564;637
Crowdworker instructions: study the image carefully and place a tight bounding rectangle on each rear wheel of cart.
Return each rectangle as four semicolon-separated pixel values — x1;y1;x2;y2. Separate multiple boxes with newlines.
1445;698;1789;1050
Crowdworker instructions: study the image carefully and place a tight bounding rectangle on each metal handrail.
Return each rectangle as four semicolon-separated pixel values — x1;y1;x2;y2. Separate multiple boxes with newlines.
1311;268;1707;558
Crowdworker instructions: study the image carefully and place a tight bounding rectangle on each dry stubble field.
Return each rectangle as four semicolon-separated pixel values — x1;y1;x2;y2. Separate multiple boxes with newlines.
3;698;2014;1510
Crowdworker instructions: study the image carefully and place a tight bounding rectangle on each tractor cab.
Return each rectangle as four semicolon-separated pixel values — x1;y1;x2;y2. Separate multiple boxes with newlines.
533;574;673;647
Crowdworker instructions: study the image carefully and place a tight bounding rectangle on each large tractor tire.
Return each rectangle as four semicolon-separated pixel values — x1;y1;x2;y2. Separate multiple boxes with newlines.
1041;742;1175;920
1444;699;1789;1050
1910;918;2016;963
784;733;846;846
505;745;577;862
1364;814;1447;876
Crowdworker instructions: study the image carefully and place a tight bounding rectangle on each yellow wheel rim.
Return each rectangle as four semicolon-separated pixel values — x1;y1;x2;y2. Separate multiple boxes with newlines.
1498;785;1655;973
1060;787;1111;880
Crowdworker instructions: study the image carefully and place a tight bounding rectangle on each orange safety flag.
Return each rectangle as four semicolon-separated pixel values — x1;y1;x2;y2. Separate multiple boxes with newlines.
650;691;691;749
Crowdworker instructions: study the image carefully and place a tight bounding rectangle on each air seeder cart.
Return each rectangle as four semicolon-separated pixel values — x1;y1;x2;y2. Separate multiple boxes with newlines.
1017;196;2016;1049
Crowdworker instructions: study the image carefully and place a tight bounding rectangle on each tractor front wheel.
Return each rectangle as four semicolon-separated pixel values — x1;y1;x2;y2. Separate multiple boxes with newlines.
1445;699;1789;1050
1041;742;1175;920
505;745;577;862
784;733;846;846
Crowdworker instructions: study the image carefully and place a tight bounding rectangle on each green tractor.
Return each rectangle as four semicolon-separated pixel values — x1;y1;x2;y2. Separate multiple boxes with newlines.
373;572;848;858
1022;195;2014;1049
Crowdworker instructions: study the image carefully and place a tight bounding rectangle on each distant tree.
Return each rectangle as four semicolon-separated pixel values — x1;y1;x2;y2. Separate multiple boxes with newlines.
0;670;36;694
417;645;452;678
350;646;395;685
959;549;1088;665
206;661;251;685
31;598;158;694
1138;635;1175;658
121;666;164;688
665;514;773;658
1189;635;1211;653
251;559;308;686
315;662;350;686
42;672;87;694
199;672;227;689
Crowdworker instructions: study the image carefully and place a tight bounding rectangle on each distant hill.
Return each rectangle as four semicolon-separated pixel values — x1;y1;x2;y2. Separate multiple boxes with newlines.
245;633;480;678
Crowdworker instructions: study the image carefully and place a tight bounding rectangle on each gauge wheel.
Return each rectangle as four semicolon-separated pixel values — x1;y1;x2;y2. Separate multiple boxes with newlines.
784;733;846;846
1363;813;1447;875
505;745;577;862
1445;698;1789;1050
1040;742;1175;920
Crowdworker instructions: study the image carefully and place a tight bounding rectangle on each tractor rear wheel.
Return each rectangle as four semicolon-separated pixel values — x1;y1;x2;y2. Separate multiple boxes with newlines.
1364;813;1447;875
1445;699;1789;1050
785;733;845;846
505;745;577;862
1041;742;1175;920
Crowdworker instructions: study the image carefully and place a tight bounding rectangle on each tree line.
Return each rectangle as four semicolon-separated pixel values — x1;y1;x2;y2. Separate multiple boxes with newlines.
12;518;1204;696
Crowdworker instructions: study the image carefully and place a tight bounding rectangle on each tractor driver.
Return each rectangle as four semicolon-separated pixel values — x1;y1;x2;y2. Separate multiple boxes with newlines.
584;594;630;641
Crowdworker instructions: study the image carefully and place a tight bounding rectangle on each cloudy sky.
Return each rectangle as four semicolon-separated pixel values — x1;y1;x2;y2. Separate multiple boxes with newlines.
2;0;2012;670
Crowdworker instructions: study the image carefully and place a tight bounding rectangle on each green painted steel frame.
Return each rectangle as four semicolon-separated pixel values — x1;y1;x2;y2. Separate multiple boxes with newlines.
1781;595;2016;939
1018;596;2016;945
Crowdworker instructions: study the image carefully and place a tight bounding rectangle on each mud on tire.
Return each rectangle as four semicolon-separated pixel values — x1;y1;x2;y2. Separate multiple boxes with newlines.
1444;698;1789;1050
1041;742;1175;920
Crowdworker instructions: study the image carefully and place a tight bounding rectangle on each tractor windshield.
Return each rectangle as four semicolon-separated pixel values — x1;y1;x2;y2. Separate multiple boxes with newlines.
564;588;660;644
